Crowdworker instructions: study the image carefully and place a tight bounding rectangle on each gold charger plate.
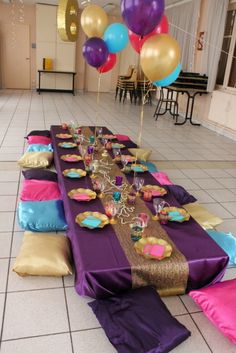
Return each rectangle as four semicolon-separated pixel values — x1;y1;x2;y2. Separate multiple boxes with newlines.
141;185;167;197
56;133;72;139
131;164;148;172
58;142;77;148
111;143;125;149
63;169;86;178
122;155;137;163
134;237;172;260
75;211;109;229
61;154;83;162
163;206;190;222
68;188;96;202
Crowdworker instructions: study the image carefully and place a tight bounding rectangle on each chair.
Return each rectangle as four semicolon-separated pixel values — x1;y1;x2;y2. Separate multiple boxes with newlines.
153;88;179;121
135;80;154;105
115;66;135;101
116;69;138;103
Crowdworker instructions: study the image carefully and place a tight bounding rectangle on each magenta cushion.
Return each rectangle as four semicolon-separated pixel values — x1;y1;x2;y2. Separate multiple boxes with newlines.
27;136;52;145
151;172;173;185
20;179;61;201
189;279;236;344
115;134;131;141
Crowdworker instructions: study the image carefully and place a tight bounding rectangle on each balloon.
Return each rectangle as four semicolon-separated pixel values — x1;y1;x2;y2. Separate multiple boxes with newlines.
121;0;165;36
129;15;169;53
140;34;181;81
104;23;129;53
153;63;181;87
80;4;108;38
83;37;108;68
97;53;117;73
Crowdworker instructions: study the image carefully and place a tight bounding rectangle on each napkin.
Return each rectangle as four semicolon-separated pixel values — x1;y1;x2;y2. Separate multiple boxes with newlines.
152;190;162;196
132;166;143;172
112;144;121;149
168;211;185;221
73;193;90;201
82;216;101;228
62;143;74;148
67;171;80;178
65;157;78;162
144;244;165;258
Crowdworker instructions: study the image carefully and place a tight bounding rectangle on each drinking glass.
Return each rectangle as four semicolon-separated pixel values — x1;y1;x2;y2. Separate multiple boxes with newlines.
152;198;165;221
104;200;119;224
97;127;103;138
134;176;144;196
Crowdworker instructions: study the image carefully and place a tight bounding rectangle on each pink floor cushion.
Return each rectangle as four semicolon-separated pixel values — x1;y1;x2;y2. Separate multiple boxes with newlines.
26;130;51;138
151;172;173;185
27;135;52;145
115;134;131;141
189;279;236;344
20;179;61;201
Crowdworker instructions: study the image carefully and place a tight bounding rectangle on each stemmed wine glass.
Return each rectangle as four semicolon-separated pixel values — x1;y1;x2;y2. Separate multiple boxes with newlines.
97;127;103;138
152;198;165;221
134;176;144;196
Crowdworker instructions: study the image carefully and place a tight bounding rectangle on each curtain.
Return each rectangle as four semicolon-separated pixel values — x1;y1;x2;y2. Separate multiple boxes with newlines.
200;0;228;91
166;0;201;72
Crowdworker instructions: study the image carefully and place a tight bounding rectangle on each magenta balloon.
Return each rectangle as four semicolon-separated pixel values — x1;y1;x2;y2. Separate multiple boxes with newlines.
121;0;165;36
82;37;108;68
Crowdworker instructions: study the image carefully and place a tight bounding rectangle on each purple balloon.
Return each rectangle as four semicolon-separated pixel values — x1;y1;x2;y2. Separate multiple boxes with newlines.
83;37;108;68
121;0;165;36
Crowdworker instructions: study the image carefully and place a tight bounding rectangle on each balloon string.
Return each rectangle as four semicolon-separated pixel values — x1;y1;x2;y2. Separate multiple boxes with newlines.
95;72;102;139
169;22;236;60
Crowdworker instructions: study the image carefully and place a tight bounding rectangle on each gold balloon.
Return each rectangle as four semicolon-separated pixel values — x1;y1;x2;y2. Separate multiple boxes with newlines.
140;34;180;82
57;0;79;42
80;4;108;38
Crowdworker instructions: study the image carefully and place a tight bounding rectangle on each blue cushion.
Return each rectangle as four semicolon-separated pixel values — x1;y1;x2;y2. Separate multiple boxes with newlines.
207;230;236;266
140;161;158;173
27;144;53;152
18;200;67;232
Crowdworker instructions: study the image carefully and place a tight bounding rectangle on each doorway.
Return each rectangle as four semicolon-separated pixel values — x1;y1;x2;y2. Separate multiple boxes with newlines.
1;23;30;89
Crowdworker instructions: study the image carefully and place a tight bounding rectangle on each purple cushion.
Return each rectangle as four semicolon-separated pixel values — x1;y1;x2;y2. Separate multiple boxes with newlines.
88;286;191;353
26;130;51;138
167;185;197;205
22;168;58;182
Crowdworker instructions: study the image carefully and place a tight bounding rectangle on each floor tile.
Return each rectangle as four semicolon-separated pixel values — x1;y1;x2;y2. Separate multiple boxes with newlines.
180;295;202;314
65;287;100;331
224;169;236;177
0;171;20;182
160;169;186;179
171;178;200;190
72;329;116;353
202;203;235;219
161;296;187;316
0;183;18;196
191;190;215;203
63;272;75;287
193;178;224;190
171;315;211;353
222;267;236;281
181;169;210;179
0;196;17;212
192;312;236;353
215;178;236;189
10;231;24;257
0;233;12;258
221;202;236;217
0;259;9;293
0;212;15;232
0;293;5;330
206;189;236;202
217;219;236;234
0;333;73;353
2;288;69;340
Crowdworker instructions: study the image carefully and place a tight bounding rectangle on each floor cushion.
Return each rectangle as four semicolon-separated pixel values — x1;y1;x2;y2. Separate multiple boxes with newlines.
141;161;158;173
207;230;236;266
27;130;51;138
183;203;223;229
18;152;53;168
27;143;53;152
18;200;68;232
22;168;58;182
20;179;61;201
167;185;197;205
115;134;131;141
189;279;236;345
151;172;173;185
13;231;72;277
88;286;191;353
27;136;52;145
128;148;152;162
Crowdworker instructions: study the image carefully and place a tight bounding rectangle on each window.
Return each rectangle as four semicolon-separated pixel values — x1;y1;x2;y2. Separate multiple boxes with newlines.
216;3;236;88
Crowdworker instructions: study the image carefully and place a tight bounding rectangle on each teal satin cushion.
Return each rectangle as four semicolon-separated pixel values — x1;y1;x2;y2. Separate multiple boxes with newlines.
27;144;53;152
207;230;236;266
141;161;158;173
18;200;67;232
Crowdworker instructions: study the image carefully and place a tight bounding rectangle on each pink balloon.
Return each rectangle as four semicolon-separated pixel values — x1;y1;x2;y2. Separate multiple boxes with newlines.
97;53;117;73
129;15;169;54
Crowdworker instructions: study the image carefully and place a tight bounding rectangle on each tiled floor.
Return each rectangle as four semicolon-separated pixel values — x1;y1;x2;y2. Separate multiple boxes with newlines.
0;90;236;353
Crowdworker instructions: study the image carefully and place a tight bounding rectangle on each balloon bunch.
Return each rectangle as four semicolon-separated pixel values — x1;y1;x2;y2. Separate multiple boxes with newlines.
81;5;129;74
121;0;181;87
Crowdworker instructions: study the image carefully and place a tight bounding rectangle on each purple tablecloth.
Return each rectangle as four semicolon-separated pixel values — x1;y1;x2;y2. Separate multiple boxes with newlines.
51;125;229;298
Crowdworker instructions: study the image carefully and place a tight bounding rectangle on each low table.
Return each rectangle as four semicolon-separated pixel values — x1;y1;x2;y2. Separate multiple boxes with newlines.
37;70;76;95
51;125;228;298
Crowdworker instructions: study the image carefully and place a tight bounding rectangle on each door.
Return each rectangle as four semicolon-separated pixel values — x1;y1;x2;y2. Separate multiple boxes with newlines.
2;23;30;89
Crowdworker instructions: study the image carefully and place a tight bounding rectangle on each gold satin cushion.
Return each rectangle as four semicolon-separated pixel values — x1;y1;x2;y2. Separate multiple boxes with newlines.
183;203;223;229
18;152;53;168
13;231;73;277
128;148;152;162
